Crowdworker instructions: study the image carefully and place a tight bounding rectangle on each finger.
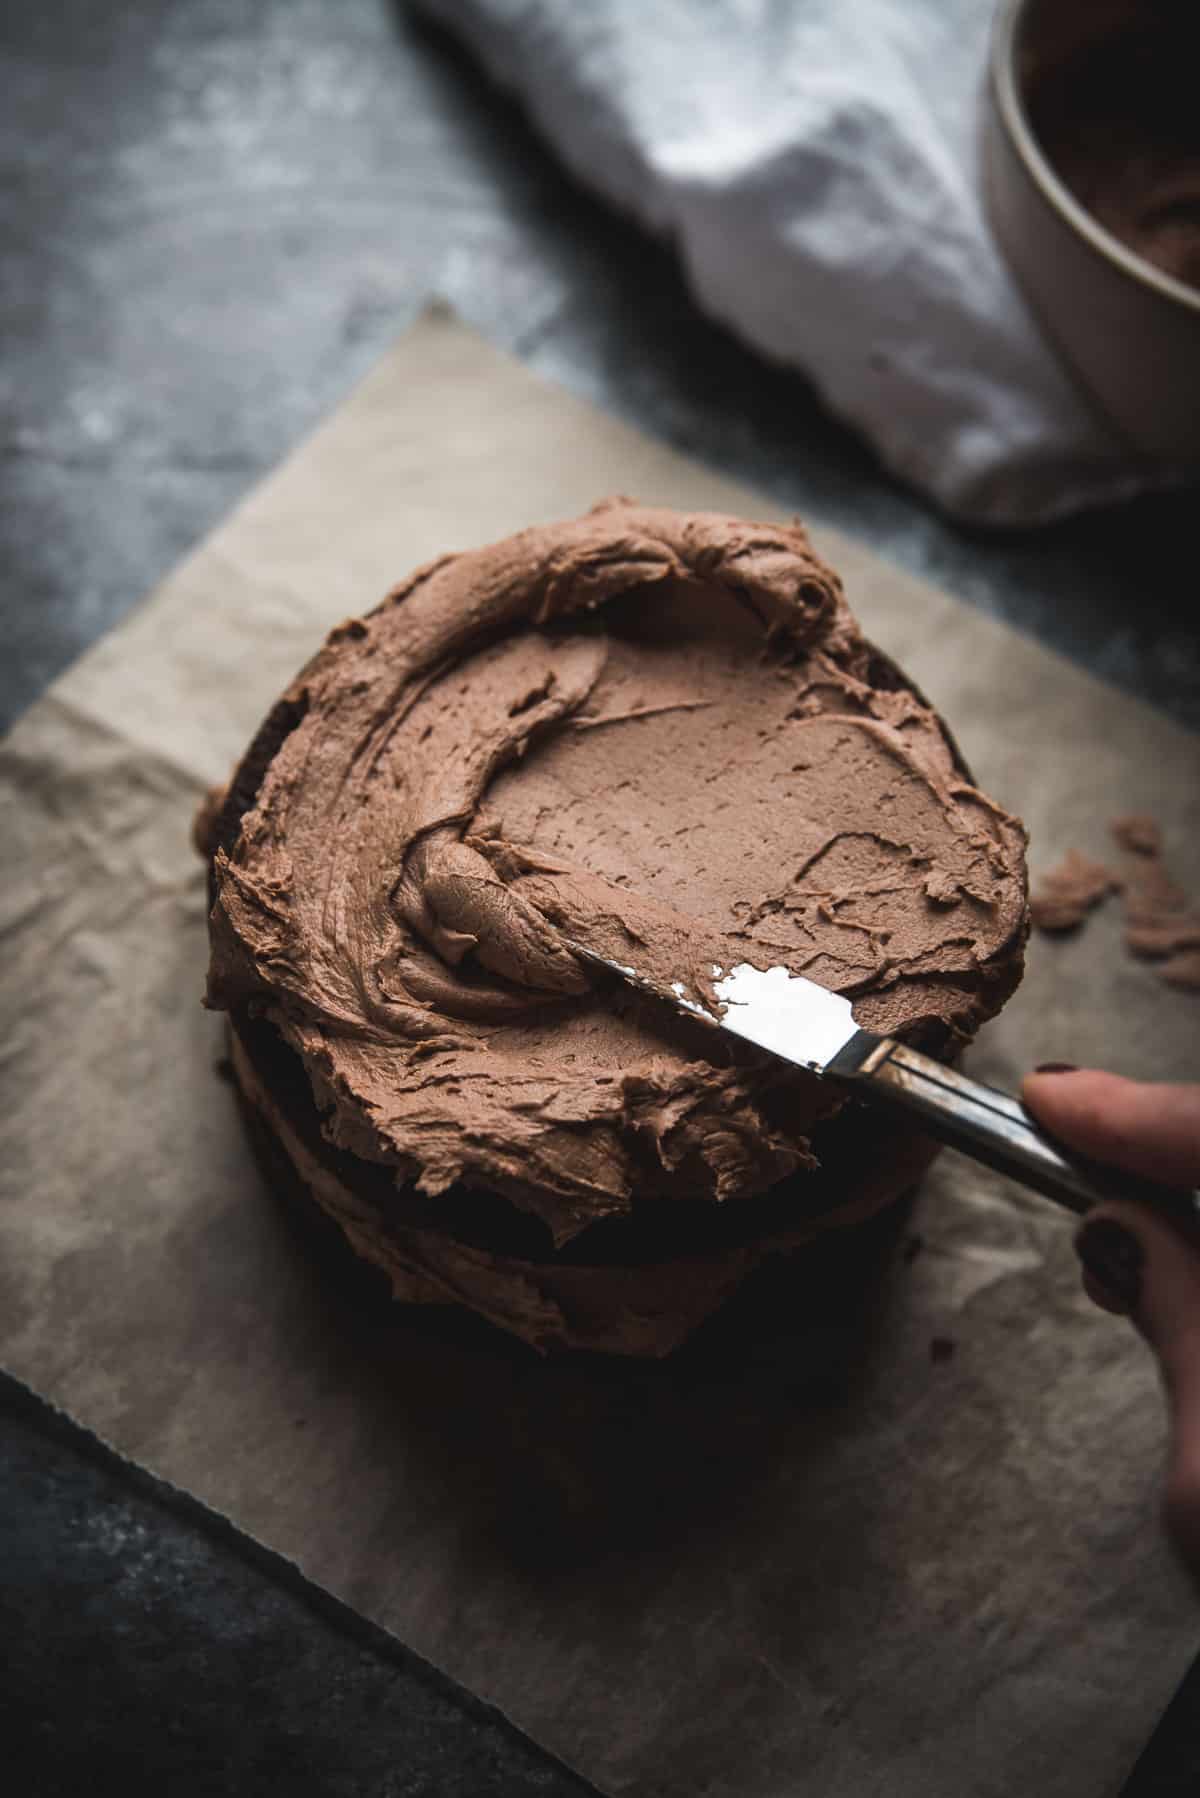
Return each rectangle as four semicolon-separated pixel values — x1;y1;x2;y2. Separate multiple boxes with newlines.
1164;1411;1200;1588
1075;1199;1200;1581
1021;1070;1200;1190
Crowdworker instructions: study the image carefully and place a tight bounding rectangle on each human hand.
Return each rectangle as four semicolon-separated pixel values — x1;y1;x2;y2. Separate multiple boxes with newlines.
1021;1068;1200;1580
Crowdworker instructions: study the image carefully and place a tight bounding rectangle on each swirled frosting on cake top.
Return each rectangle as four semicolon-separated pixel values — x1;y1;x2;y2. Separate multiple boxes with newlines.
206;502;1027;1247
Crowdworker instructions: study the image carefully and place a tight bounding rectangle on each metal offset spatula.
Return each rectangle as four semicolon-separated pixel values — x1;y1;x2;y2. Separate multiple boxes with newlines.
568;944;1200;1227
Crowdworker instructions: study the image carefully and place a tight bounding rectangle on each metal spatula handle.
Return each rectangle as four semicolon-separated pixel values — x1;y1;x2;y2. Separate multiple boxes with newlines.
826;1033;1200;1227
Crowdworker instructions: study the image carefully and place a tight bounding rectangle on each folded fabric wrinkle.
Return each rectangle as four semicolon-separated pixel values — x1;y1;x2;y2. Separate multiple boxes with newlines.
416;0;1190;523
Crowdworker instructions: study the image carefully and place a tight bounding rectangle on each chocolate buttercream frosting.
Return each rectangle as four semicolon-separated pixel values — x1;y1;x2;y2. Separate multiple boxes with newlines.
202;501;1029;1351
1029;815;1200;999
1030;848;1117;933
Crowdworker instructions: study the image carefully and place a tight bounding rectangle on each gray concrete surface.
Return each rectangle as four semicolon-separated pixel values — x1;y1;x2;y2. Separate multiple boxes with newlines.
2;0;1196;736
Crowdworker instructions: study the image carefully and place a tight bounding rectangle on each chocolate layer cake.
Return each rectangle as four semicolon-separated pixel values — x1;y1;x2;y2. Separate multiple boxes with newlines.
200;501;1029;1355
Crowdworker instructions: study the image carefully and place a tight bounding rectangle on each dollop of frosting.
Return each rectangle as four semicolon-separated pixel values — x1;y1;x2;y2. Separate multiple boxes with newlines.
205;501;1028;1245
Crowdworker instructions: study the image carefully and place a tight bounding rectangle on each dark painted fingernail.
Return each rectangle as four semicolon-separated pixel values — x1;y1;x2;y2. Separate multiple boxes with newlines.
1034;1061;1078;1075
1075;1217;1143;1314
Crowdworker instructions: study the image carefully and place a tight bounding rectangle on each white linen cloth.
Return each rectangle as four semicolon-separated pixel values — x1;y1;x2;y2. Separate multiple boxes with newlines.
417;0;1182;524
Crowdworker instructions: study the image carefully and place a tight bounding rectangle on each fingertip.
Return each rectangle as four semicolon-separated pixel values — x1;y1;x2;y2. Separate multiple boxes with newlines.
1019;1066;1101;1127
1023;1071;1200;1189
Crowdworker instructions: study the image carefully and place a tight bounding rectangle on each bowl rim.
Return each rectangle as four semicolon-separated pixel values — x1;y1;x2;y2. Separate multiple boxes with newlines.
989;0;1200;318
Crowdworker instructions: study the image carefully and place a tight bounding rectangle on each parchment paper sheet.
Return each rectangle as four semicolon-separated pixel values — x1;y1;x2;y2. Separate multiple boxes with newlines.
3;309;1199;1797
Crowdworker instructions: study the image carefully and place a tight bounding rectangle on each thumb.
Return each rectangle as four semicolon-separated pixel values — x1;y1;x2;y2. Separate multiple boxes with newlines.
1075;1199;1200;1578
1021;1070;1200;1576
1019;1070;1200;1353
